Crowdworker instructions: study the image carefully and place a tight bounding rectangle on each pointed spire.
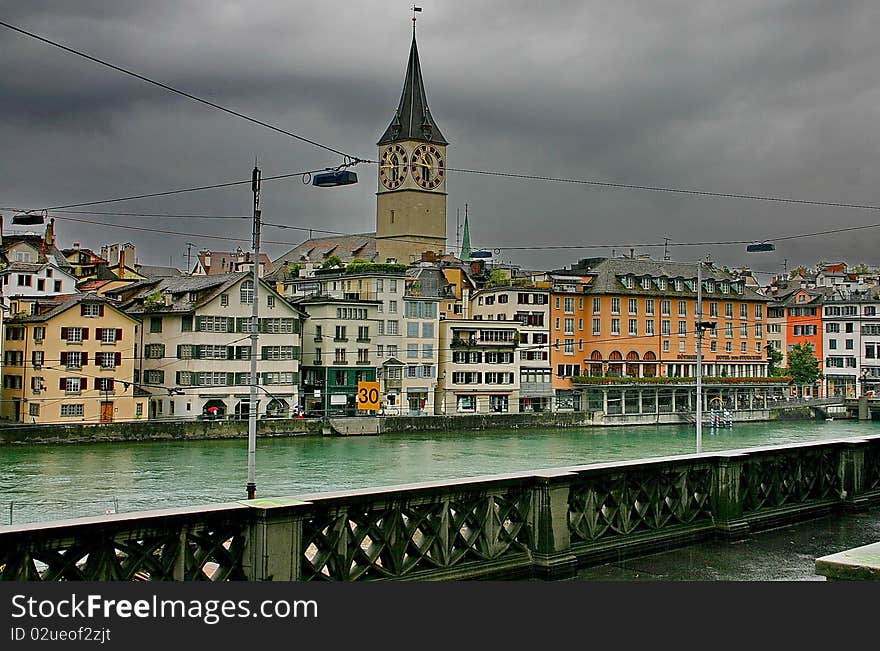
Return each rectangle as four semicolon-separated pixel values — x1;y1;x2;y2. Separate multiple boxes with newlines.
460;215;471;261
378;31;447;146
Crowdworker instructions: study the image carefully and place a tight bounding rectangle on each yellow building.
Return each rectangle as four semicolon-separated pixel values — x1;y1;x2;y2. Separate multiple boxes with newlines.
1;294;142;424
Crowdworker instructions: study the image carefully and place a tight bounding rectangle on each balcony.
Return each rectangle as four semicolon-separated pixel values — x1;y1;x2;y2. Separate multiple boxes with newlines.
314;336;324;342
384;378;402;390
357;337;371;343
333;337;349;342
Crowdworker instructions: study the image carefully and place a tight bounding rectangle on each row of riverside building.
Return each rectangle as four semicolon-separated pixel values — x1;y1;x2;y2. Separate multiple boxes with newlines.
3;221;878;425
3;26;880;425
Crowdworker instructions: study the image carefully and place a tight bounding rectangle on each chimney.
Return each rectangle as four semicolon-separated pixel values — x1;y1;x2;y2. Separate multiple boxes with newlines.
44;218;56;248
123;242;137;266
108;244;119;267
0;214;3;248
118;248;125;277
200;250;211;270
73;242;80;251
100;245;109;262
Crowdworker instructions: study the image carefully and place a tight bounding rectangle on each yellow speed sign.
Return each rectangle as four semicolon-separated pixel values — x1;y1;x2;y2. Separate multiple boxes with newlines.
357;381;381;411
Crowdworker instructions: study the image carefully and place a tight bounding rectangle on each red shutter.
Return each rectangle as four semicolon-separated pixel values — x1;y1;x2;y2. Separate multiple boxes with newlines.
96;328;103;341
60;352;68;366
81;378;88;390
99;305;105;317
107;379;115;391
61;327;69;340
82;352;89;365
82;328;89;340
116;329;123;342
80;305;87;316
115;352;122;366
59;378;66;390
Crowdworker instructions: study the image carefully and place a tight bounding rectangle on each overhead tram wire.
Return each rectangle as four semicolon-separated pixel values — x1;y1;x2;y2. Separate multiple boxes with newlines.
443;166;880;213
0;19;368;163
17;206;880;257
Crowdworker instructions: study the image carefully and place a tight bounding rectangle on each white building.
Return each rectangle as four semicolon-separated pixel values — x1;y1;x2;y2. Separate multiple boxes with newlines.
112;273;304;419
822;289;880;398
0;262;79;299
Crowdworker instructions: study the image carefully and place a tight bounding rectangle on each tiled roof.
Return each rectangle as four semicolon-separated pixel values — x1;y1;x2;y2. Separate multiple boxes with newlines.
7;292;135;323
555;257;766;301
271;233;378;272
196;251;274;275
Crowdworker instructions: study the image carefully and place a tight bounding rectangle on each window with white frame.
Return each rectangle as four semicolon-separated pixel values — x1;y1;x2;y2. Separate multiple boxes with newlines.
240;280;254;304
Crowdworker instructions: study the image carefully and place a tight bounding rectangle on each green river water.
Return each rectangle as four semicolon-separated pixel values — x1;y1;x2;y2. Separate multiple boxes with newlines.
2;419;879;525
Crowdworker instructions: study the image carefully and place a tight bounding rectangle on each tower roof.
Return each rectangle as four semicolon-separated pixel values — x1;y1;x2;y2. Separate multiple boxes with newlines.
460;215;471;261
377;32;447;146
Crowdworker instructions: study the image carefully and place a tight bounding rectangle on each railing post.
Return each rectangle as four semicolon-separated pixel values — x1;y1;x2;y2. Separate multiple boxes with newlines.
839;440;870;512
711;453;750;539
173;527;187;581
530;471;577;580
241;498;308;581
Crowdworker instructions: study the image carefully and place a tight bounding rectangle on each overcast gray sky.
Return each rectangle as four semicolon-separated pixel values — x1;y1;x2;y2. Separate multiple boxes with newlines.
2;0;880;278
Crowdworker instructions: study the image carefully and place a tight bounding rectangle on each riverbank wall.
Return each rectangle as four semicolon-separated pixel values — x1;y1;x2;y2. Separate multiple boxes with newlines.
0;406;821;445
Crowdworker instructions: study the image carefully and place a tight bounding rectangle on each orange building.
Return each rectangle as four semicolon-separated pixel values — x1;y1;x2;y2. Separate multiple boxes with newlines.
550;258;770;402
769;287;824;394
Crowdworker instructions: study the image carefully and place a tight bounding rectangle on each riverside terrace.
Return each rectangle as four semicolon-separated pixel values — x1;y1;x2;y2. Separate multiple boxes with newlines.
1;436;879;581
563;377;837;424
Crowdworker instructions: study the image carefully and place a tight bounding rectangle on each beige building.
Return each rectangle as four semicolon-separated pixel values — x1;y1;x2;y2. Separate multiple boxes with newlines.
1;294;142;424
437;319;521;414
471;286;552;412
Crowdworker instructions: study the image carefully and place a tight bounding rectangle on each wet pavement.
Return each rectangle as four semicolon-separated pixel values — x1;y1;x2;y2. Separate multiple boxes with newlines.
576;507;880;580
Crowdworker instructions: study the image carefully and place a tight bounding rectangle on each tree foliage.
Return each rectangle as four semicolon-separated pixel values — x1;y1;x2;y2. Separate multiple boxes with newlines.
787;343;821;386
766;345;785;376
322;255;343;269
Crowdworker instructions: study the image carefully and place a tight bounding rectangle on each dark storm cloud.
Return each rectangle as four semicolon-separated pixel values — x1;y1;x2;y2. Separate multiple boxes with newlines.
2;0;880;276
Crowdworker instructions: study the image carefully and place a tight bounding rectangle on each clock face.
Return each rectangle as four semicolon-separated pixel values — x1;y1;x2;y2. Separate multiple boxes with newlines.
379;144;408;190
410;144;445;190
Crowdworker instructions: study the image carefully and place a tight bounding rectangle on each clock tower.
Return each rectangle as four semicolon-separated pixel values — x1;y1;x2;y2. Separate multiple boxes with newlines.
376;28;448;264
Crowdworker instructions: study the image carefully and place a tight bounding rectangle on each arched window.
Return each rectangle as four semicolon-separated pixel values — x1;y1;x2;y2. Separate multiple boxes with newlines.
643;350;658;377
590;350;603;377
626;351;640;377
240;280;254;304
608;350;623;377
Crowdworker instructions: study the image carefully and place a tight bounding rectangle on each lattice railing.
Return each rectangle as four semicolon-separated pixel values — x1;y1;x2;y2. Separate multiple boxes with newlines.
741;447;840;514
301;489;533;580
0;516;247;581
568;464;713;542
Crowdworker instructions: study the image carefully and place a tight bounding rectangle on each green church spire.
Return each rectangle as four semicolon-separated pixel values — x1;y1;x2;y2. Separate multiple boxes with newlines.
460;214;471;261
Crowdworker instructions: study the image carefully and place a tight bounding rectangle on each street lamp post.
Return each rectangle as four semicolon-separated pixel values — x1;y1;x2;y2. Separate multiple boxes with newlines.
694;261;717;453
245;164;358;500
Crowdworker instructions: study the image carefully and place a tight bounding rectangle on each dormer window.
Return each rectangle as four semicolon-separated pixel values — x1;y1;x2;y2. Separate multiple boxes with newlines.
685;280;695;292
720;281;728;294
674;279;683;292
621;276;634;289
656;277;667;291
706;280;715;293
640;277;650;290
188;292;198;302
